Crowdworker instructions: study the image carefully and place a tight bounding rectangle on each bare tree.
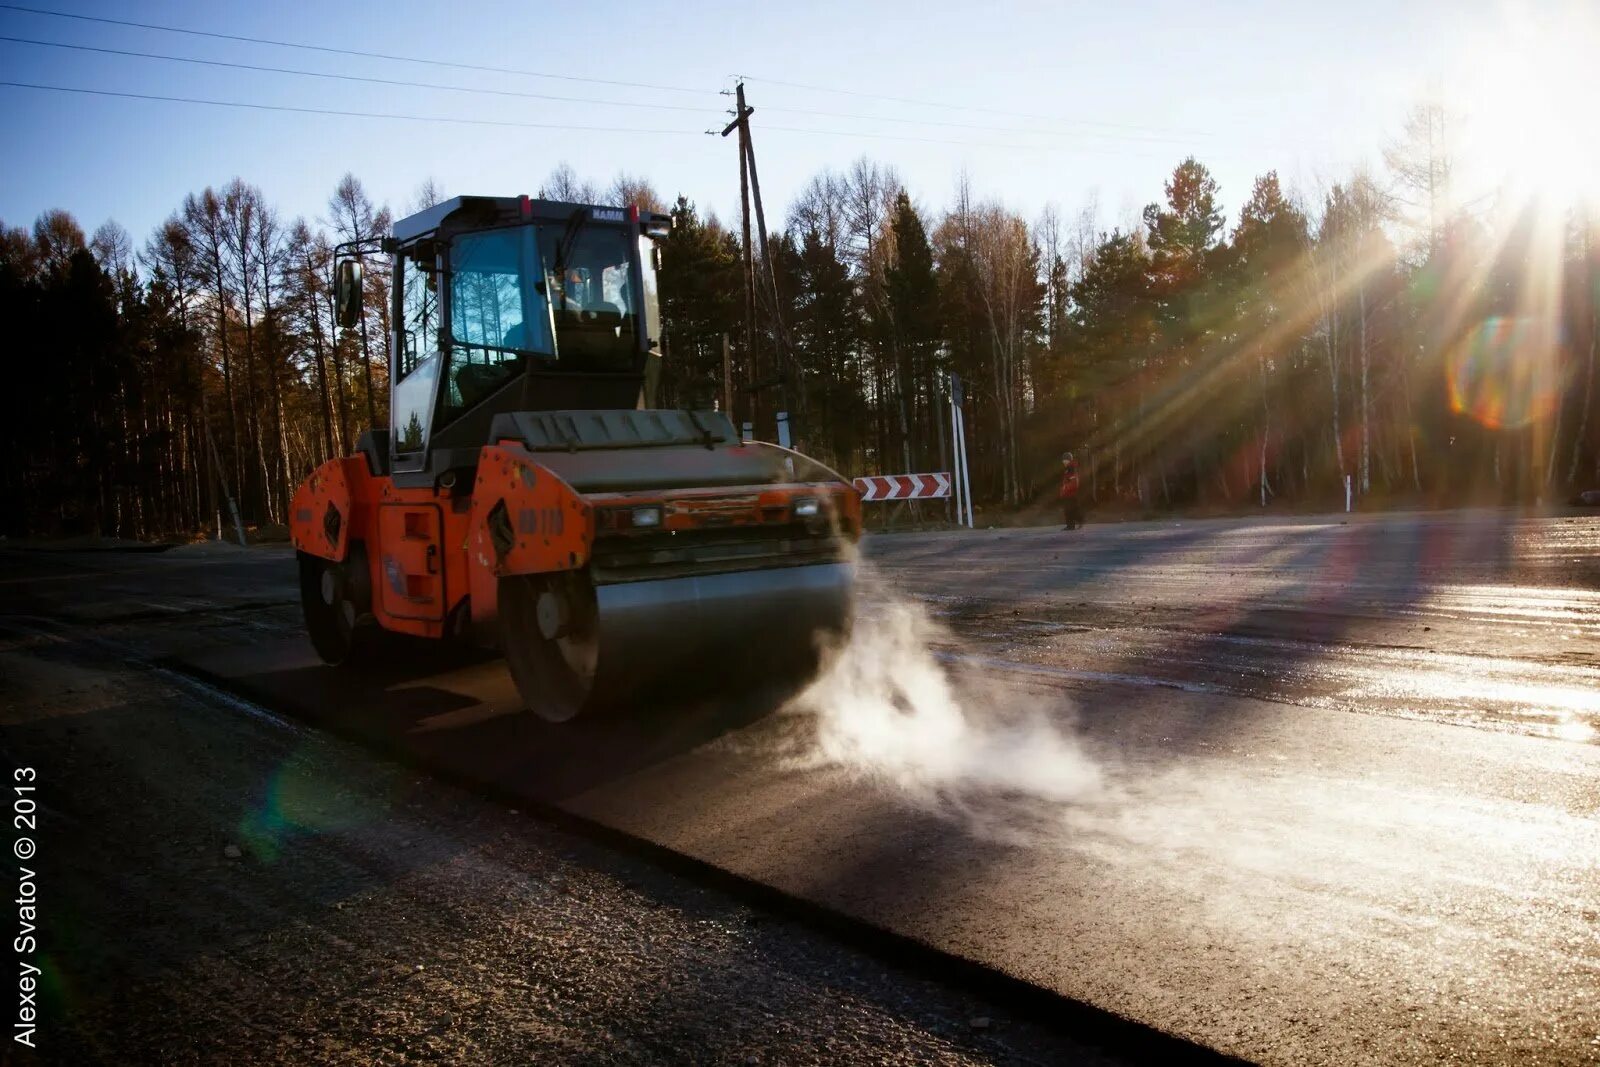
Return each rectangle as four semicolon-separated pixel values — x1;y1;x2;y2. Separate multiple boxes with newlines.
1301;187;1347;490
1036;202;1064;349
287;222;348;455
788;169;850;250
539;163;600;204
182;188;245;504
1318;172;1393;498
1068;193;1101;286
844;159;902;465
89;221;134;279
252;199;290;517
144;214;207;524
1384;101;1455;258
32;209;86;275
407;177;446;214
327;173;385;428
968;203;1038;504
222;179;271;516
607;173;665;213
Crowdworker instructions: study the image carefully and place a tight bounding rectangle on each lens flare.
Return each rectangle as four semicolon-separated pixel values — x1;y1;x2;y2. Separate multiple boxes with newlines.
237;748;393;860
1445;316;1564;430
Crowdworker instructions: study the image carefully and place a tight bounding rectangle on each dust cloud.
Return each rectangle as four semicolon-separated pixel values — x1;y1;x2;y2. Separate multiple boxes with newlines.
788;584;1103;812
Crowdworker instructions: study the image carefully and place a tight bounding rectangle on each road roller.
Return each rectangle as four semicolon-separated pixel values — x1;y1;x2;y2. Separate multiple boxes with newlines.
289;194;860;721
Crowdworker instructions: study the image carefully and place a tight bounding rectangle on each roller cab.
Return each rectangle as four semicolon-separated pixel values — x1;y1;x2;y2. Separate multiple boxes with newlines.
290;195;859;721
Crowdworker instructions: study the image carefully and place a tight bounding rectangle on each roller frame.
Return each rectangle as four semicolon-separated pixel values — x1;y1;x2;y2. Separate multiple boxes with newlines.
289;441;859;650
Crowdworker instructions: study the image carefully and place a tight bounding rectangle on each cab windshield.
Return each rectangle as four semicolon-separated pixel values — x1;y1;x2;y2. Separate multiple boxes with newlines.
539;221;639;374
444;221;639;418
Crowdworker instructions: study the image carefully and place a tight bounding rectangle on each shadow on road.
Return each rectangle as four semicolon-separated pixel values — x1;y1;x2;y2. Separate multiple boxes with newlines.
1057;513;1520;747
174;630;812;806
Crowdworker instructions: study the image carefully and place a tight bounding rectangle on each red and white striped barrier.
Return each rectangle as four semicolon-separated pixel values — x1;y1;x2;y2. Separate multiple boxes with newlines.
852;473;952;502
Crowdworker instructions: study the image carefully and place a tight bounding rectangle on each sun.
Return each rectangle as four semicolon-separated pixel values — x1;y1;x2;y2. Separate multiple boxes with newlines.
1450;7;1600;211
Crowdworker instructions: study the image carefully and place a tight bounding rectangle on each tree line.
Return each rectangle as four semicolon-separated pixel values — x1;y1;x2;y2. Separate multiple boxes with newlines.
3;106;1597;539
2;175;396;538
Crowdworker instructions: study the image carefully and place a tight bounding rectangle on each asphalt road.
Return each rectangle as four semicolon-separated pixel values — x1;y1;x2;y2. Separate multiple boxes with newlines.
0;546;1136;1065
4;508;1598;1064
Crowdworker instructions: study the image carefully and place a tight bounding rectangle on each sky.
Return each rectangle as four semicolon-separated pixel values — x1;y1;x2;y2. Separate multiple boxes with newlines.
0;0;1590;251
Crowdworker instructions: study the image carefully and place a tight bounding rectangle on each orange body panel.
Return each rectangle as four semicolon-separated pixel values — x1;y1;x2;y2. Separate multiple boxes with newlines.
289;456;358;562
374;503;446;622
360;480;477;637
290;443;861;643
291;456;475;640
464;444;594;623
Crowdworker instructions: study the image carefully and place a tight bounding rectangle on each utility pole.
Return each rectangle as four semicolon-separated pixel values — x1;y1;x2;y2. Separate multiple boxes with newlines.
721;81;799;441
722;87;757;432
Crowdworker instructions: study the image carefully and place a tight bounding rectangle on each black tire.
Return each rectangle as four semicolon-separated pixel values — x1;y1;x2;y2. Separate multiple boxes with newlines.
499;572;602;723
298;544;377;666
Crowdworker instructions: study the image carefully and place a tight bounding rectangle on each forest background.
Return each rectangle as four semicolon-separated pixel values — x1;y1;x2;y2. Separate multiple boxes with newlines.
3;100;1596;539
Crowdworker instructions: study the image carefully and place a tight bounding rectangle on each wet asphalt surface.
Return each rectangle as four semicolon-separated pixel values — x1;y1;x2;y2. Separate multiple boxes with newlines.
2;507;1598;1064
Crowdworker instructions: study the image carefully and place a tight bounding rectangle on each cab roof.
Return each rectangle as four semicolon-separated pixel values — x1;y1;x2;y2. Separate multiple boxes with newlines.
391;195;668;243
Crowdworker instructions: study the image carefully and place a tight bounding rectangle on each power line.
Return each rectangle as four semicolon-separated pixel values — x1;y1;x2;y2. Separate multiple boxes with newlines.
0;32;1222;150
756;101;1203;147
0;4;1294;152
0;32;1208;149
0;7;1311;157
0;81;702;134
751;121;1178;159
736;73;1217;140
0;76;1173;159
1;4;1287;150
0;3;712;96
0;35;713;114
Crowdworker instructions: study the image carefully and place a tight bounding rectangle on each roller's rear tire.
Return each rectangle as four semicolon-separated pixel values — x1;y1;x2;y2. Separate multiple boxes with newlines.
499;572;601;723
299;544;377;666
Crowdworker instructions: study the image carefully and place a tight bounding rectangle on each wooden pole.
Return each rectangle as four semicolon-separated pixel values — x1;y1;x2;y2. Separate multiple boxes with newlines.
723;87;758;432
740;93;797;429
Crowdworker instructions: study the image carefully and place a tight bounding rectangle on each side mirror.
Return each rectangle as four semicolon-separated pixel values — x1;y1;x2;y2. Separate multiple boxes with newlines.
335;259;363;329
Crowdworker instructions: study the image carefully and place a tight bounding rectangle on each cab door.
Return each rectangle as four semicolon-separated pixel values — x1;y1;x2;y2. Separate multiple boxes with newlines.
375;504;446;622
391;243;442;475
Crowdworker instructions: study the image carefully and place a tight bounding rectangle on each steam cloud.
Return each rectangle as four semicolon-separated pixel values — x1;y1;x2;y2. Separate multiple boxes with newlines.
789;584;1103;814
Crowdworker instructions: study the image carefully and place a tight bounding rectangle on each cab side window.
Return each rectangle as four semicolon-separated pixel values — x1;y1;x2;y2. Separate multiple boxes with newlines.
399;249;438;378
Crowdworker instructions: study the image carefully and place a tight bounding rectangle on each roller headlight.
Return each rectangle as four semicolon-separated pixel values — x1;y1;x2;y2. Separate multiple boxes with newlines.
631;506;663;528
793;498;821;519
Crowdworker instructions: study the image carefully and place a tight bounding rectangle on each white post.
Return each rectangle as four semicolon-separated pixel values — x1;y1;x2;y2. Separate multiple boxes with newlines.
775;411;791;449
956;403;975;528
741;421;753;443
949;386;963;527
1345;474;1352;513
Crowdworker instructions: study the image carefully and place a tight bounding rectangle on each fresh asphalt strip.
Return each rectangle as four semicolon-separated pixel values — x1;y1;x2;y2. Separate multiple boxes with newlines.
161;635;1242;1066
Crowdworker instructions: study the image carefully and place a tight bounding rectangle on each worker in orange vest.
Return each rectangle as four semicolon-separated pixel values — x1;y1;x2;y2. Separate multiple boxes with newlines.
1059;452;1083;530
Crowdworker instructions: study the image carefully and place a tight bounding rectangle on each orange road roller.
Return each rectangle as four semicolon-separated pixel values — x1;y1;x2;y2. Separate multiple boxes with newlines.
290;195;859;721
